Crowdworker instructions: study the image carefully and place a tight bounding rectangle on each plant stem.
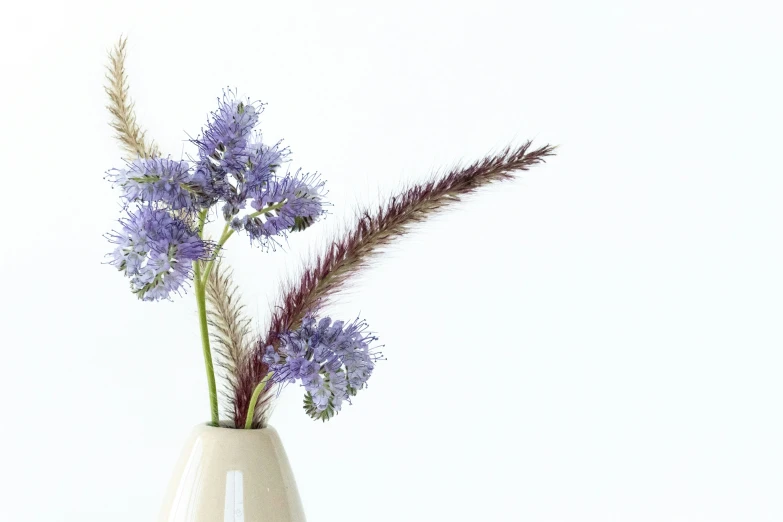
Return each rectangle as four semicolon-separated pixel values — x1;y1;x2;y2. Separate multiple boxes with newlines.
194;203;284;426
200;222;232;286
200;201;287;287
247;201;286;219
245;372;274;429
197;208;207;236
194;208;220;426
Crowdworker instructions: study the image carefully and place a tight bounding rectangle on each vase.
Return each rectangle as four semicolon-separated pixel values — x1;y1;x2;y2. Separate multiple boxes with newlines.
157;423;306;522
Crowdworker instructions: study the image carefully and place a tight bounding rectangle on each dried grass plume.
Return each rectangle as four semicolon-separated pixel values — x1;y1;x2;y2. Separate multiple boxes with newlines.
206;260;275;426
105;37;159;159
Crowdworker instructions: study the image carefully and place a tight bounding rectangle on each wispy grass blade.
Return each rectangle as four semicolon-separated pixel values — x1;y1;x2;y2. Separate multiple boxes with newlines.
104;36;159;159
205;260;251;416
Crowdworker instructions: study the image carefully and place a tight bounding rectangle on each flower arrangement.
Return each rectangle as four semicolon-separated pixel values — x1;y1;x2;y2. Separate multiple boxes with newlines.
104;38;555;430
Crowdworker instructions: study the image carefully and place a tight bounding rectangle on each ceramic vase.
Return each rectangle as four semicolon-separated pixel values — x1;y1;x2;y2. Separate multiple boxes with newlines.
157;424;306;522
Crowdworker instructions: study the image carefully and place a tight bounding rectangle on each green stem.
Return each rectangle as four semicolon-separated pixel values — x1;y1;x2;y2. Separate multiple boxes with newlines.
247;201;286;220
196;209;207;236
200;223;232;286
200;201;287;287
245;372;274;429
194;208;219;426
194;203;284;426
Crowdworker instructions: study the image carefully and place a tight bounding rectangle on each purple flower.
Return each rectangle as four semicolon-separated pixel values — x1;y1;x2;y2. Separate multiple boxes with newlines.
245;138;289;193
230;170;326;245
264;316;382;421
328;370;349;401
105;90;329;301
311;384;332;410
193;90;260;174
107;158;205;211
219;137;289;221
284;357;307;381
107;207;211;301
262;345;281;365
187;90;320;240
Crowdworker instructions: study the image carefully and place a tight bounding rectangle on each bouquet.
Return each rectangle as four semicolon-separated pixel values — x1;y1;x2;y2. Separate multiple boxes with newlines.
104;37;555;431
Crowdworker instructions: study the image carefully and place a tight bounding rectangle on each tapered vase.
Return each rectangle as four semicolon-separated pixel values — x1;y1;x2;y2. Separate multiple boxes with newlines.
157;424;306;522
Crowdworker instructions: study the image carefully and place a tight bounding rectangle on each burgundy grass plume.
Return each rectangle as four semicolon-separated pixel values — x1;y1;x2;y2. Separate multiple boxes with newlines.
231;141;556;426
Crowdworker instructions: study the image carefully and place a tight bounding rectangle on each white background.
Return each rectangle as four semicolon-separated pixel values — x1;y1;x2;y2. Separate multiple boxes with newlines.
0;0;781;520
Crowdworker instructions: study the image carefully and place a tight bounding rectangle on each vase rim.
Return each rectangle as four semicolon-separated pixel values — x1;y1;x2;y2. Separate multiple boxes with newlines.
201;421;275;431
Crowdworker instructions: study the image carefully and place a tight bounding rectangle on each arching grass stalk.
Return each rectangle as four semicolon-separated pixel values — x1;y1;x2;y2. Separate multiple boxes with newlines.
232;142;556;423
245;372;274;429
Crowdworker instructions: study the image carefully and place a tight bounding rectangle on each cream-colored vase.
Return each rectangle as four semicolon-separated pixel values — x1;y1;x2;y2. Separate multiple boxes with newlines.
158;424;306;522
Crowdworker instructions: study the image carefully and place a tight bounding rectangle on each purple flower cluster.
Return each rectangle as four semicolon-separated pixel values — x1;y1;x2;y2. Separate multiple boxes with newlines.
107;207;211;301
263;316;382;421
231;171;326;242
194;92;260;173
190;90;326;240
106;89;327;299
107;158;205;211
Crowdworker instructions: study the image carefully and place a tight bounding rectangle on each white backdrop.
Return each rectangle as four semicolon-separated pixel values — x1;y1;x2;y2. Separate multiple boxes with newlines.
1;1;781;520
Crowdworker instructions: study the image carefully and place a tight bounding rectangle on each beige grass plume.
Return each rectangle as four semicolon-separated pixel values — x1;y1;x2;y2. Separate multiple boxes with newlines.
104;37;159;159
206;260;275;426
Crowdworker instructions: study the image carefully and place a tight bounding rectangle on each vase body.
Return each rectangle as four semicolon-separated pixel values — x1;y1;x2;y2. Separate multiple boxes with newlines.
158;424;306;522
